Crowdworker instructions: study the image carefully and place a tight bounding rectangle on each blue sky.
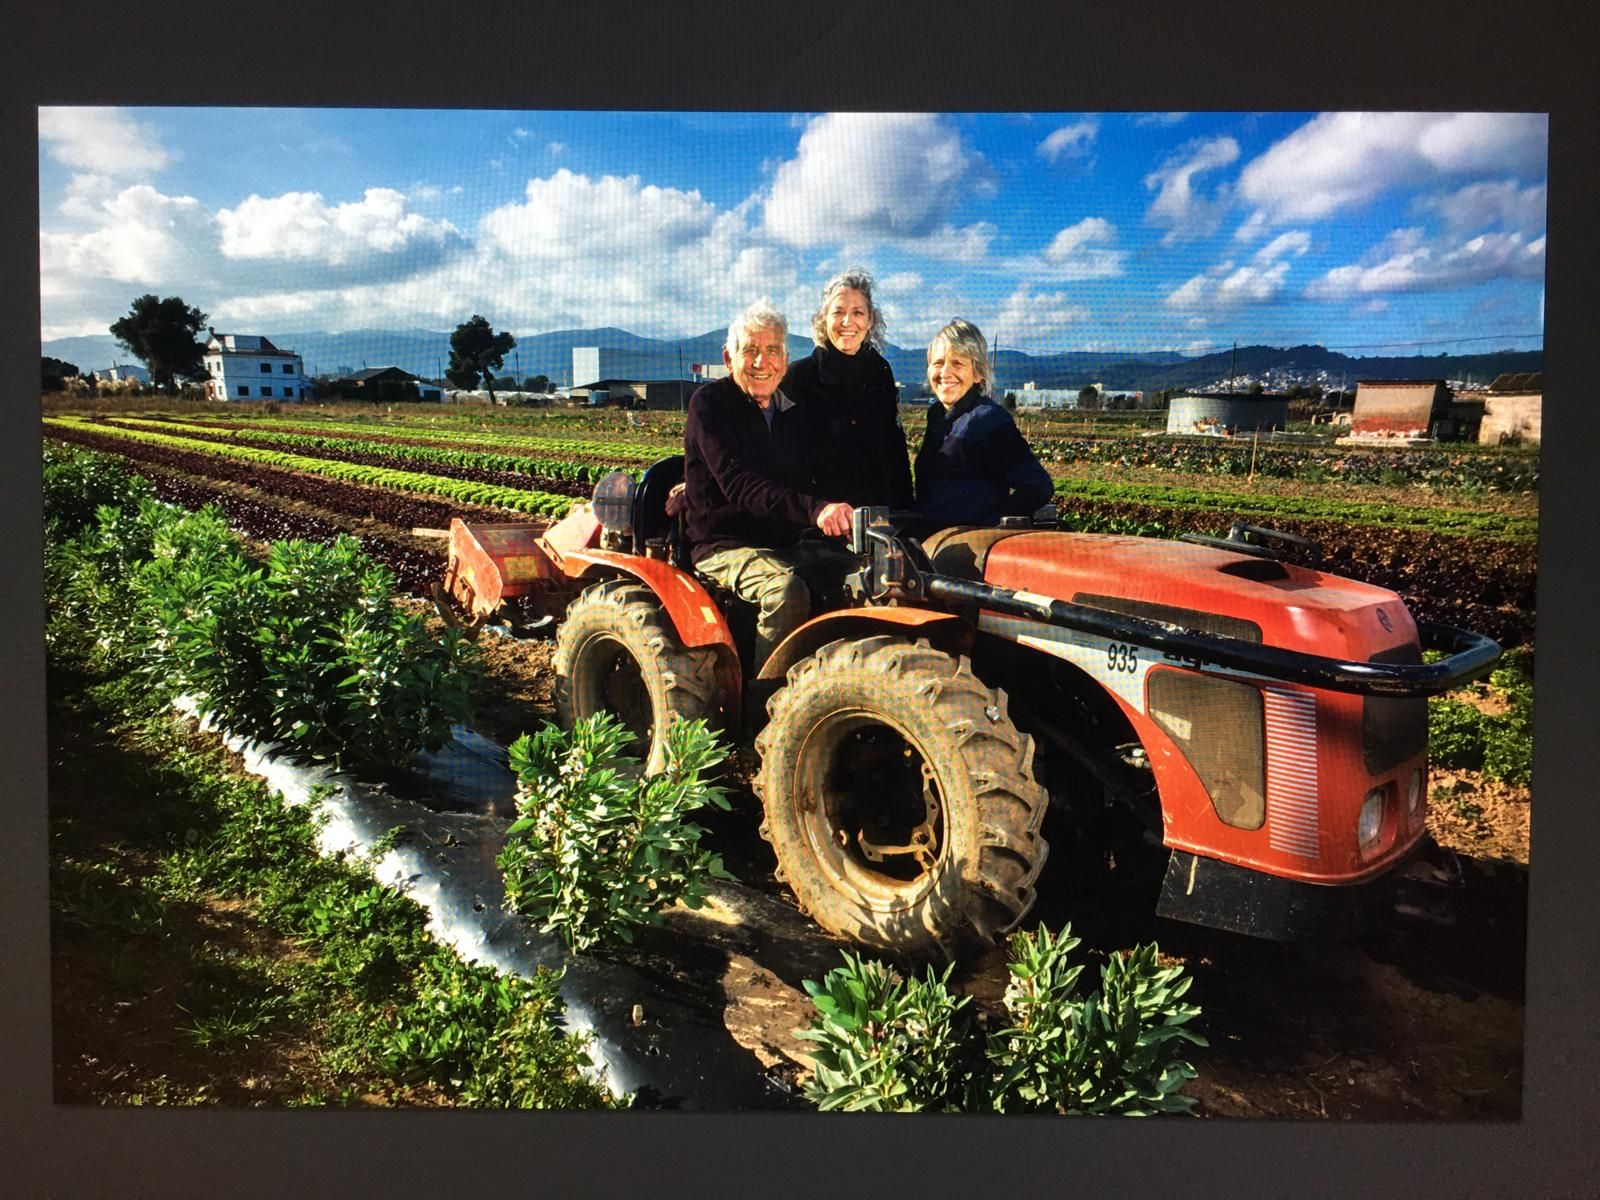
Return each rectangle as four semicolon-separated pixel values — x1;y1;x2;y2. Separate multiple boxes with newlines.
39;108;1547;357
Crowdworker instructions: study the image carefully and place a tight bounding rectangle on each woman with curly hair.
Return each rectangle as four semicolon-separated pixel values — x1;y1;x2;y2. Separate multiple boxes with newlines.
782;269;914;510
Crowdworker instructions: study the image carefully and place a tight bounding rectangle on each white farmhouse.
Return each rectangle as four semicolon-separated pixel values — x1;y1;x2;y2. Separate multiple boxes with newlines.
202;329;309;401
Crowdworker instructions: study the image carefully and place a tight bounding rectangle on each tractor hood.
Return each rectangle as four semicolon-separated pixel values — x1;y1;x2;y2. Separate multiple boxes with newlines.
977;531;1417;661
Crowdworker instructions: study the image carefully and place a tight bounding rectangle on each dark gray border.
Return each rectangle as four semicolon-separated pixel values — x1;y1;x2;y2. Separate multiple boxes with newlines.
6;1;1597;1195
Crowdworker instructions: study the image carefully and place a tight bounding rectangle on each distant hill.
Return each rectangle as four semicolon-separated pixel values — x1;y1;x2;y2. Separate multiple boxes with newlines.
41;328;1542;393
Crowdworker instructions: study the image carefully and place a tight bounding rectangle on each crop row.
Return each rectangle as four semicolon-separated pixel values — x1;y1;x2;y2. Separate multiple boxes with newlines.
140;413;673;460
102;415;643;487
45;418;579;519
46;426;535;549
1031;434;1539;493
1053;478;1536;542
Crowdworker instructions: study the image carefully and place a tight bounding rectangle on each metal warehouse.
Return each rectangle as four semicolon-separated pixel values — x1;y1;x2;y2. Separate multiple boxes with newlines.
1166;392;1290;436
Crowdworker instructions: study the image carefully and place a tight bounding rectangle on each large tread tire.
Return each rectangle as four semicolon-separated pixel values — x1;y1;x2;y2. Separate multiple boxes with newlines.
553;578;724;774
754;635;1049;960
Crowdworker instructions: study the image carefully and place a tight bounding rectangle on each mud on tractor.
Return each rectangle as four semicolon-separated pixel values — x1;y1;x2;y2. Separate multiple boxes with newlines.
440;456;1500;959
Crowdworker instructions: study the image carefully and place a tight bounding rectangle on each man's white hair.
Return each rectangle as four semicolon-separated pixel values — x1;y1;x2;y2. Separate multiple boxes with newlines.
725;298;788;356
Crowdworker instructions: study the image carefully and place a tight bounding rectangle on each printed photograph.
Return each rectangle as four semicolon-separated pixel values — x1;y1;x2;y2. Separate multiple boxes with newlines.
39;107;1542;1115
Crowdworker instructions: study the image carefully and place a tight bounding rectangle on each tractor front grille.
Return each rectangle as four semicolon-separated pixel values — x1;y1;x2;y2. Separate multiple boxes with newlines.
1364;643;1428;775
1147;668;1266;829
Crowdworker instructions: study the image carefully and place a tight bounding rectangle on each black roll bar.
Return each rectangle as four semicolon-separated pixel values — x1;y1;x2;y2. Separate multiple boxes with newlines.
921;573;1499;698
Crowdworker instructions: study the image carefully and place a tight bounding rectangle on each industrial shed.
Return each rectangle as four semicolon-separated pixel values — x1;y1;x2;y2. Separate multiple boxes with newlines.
326;367;441;402
1166;392;1290;436
1479;372;1542;445
571;378;693;410
1346;380;1449;439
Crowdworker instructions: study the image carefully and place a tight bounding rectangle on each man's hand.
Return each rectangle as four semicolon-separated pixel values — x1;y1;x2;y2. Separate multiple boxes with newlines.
814;501;855;537
664;481;687;517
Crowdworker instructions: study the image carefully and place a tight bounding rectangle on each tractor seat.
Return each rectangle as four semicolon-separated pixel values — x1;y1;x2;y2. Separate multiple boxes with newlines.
631;454;693;570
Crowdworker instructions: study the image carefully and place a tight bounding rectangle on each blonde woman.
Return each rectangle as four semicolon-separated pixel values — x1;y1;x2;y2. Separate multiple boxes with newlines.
781;269;913;509
913;318;1053;530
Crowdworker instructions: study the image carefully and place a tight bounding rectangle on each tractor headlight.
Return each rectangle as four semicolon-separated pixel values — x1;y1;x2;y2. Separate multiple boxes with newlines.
1358;788;1385;852
1407;768;1425;817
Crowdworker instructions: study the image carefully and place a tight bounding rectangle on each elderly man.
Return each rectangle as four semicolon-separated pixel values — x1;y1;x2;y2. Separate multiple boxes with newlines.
683;299;857;671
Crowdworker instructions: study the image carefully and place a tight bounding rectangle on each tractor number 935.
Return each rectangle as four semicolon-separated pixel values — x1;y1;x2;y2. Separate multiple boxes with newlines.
1106;643;1139;673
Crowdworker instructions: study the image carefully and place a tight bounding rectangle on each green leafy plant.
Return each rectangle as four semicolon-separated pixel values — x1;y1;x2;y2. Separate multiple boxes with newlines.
149;531;478;769
796;954;979;1112
498;713;733;953
797;924;1206;1115
42;441;155;541
1427;648;1534;787
989;929;1204;1115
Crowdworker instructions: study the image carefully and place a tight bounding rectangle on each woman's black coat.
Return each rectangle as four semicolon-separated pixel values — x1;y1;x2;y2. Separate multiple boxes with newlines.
783;342;914;509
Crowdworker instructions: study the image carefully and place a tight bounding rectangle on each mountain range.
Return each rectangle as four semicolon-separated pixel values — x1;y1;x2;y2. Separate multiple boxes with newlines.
42;327;1542;395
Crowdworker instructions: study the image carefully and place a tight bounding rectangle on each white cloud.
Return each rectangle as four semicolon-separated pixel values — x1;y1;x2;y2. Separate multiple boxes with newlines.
1008;216;1126;280
1163;228;1307;313
1143;136;1239;243
482;169;717;260
877;271;923;294
546;141;566;156
39;106;171;176
1413;179;1546;237
41;184;212;285
463;170;807;337
1305;228;1546;299
1133;112;1189;128
763;113;993;255
1236;112;1548;227
216;188;462;266
59;173;119;220
1253;230;1311;262
1037;120;1098;163
511;127;530;140
991;284;1090;352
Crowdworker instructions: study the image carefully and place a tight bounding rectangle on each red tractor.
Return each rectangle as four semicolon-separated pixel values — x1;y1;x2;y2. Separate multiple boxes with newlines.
441;456;1499;959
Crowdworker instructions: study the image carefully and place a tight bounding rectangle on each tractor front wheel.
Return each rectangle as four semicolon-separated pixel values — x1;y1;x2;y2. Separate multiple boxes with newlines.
554;579;725;774
754;636;1049;959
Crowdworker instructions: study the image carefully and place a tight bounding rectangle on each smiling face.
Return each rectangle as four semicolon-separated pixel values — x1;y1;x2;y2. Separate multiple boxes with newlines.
725;321;788;404
928;338;980;408
824;287;872;356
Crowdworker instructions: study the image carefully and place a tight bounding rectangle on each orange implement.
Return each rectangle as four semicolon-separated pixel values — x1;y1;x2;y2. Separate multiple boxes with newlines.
443;518;557;620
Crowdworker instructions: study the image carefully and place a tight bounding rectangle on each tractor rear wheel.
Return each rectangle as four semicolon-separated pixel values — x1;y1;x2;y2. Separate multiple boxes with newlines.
554;578;724;774
754;636;1048;960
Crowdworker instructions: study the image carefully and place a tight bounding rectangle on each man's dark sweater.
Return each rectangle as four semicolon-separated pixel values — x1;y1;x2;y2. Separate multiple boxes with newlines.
913;385;1054;531
782;343;914;509
683;376;826;564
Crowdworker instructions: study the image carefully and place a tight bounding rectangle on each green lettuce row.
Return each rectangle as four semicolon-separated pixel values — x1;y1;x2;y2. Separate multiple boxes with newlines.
135;413;671;460
105;416;648;482
1053;478;1536;541
43;418;577;518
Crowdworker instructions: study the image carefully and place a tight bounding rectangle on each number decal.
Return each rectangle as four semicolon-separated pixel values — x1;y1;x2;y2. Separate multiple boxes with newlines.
1106;643;1139;673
